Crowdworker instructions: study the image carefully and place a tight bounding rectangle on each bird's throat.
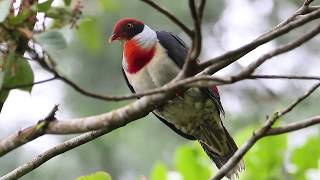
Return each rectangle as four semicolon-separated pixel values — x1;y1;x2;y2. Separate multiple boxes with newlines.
124;39;156;74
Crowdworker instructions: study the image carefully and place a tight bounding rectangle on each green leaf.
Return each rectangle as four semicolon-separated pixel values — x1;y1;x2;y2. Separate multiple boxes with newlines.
150;162;168;180
37;0;54;12
77;18;103;52
75;171;112;180
292;134;320;180
9;9;31;25
0;0;11;22
64;0;72;6
98;0;120;12
34;30;67;57
0;51;34;103
174;143;212;180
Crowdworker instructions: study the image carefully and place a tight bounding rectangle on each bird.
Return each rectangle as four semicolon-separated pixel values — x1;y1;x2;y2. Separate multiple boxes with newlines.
109;18;244;179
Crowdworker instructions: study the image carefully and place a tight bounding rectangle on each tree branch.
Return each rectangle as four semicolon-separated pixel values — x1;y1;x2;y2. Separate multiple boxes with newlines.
139;0;193;37
0;129;108;180
266;116;320;136
3;76;57;90
0;105;58;157
249;75;320;81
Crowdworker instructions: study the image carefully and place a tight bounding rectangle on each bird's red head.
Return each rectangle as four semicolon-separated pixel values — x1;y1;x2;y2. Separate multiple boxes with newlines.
109;18;145;43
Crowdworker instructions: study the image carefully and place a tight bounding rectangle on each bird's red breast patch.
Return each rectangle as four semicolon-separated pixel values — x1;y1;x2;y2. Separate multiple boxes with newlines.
124;39;156;74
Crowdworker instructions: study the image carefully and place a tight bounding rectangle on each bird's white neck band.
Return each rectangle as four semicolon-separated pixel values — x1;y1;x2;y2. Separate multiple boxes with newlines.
133;25;157;50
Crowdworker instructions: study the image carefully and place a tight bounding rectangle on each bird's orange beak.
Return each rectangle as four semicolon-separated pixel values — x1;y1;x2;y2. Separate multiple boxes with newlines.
108;33;120;43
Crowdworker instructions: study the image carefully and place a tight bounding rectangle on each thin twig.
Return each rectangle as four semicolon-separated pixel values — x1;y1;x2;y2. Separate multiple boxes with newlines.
249;75;320;81
266;116;320;136
139;0;193;37
198;0;206;22
3;76;57;90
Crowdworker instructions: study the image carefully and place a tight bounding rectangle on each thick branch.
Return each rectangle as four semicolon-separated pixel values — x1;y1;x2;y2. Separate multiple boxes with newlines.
0;129;108;180
0;105;58;157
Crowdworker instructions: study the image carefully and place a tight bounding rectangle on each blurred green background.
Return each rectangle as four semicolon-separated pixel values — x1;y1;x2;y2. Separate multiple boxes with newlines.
1;0;320;180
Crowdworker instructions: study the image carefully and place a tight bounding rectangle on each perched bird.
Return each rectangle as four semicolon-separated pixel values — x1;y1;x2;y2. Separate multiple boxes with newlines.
109;18;244;178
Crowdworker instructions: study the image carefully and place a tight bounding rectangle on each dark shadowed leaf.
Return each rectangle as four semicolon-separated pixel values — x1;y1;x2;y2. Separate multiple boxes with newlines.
0;0;11;22
0;51;34;103
64;0;71;6
75;171;112;180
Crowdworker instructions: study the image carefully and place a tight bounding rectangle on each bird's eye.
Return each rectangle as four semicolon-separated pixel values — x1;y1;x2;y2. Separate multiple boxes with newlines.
127;23;133;29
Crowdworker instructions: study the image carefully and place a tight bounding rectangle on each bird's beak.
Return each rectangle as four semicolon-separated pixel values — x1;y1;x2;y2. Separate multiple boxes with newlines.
108;33;119;43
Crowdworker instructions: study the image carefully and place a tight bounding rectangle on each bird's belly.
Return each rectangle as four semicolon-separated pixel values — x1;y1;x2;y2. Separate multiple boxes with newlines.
155;88;220;135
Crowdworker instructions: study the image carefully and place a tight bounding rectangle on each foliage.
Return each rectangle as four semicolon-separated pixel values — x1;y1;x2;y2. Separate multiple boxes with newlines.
292;133;320;180
236;127;288;180
0;51;34;104
148;127;319;180
34;30;67;58
150;162;168;180
0;0;73;111
174;143;212;180
76;171;112;180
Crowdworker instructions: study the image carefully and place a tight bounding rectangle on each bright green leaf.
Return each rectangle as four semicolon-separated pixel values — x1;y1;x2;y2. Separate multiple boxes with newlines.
75;171;112;180
292;134;320;180
37;0;54;12
0;0;11;22
98;0;120;12
174;143;212;180
150;162;168;180
34;30;67;57
0;51;34;103
77;18;103;52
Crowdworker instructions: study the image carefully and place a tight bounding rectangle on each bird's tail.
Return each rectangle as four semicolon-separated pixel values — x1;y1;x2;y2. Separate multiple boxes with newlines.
198;122;245;179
